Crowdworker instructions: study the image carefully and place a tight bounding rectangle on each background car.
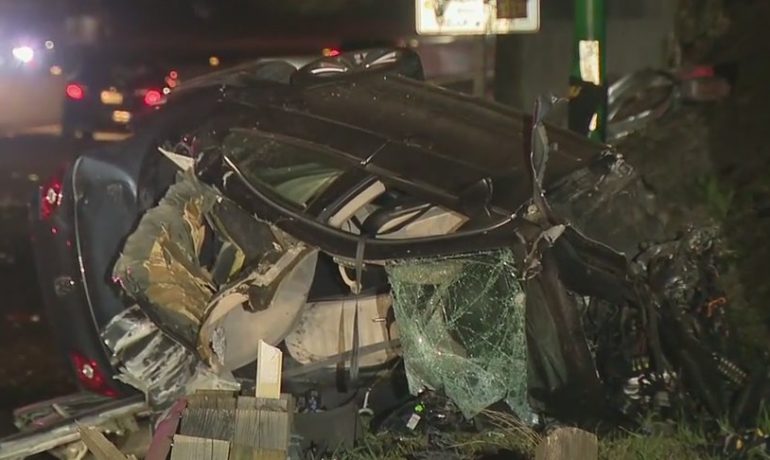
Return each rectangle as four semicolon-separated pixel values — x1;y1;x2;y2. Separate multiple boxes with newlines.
61;53;175;139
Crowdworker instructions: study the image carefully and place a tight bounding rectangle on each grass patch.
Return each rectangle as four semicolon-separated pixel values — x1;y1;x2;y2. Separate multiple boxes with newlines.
600;421;710;460
336;410;539;460
335;411;770;459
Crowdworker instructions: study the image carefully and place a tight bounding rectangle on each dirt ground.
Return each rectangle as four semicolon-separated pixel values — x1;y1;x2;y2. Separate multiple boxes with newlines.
0;207;74;436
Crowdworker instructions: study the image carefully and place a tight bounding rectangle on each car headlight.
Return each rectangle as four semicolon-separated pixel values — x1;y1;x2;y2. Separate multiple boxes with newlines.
11;46;34;63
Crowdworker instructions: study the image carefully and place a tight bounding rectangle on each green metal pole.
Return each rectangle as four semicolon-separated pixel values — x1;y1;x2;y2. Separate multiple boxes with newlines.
569;0;607;142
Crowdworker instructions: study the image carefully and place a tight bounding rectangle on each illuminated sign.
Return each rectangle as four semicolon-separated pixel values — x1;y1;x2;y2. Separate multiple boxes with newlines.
416;0;540;35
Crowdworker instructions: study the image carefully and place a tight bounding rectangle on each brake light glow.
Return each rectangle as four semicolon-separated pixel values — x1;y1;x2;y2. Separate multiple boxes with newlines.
65;83;84;100
143;89;163;106
70;352;117;397
39;173;63;220
322;48;341;57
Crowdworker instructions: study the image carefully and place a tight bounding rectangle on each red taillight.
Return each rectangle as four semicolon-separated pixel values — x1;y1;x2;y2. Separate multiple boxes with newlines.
69;352;117;397
143;89;163;106
322;47;342;57
65;83;84;100
39;173;63;220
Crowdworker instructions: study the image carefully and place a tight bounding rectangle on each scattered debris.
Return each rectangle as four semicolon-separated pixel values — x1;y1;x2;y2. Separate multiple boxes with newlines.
102;306;239;408
0;395;146;460
607;66;730;142
78;425;136;460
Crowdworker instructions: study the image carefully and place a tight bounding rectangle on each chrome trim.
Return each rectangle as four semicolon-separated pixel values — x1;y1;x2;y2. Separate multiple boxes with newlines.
70;156;102;339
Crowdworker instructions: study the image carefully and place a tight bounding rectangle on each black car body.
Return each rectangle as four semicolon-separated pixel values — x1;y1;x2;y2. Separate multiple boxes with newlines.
35;49;752;429
32;48;604;401
19;50;768;460
61;56;173;138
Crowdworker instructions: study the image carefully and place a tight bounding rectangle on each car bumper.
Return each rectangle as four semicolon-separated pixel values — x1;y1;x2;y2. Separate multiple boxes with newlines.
29;179;128;397
62;101;136;133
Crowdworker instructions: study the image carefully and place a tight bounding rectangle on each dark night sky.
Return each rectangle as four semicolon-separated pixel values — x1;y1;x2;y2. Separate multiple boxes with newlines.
102;0;413;36
96;0;414;56
1;0;415;55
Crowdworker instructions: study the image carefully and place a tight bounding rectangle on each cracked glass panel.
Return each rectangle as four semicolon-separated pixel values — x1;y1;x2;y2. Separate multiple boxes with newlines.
387;249;529;419
224;129;344;207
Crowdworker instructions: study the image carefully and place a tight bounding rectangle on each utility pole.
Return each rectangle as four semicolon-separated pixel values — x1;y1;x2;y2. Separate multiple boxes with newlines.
568;0;606;142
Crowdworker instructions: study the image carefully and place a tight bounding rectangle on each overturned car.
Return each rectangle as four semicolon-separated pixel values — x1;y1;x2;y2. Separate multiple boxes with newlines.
11;48;764;458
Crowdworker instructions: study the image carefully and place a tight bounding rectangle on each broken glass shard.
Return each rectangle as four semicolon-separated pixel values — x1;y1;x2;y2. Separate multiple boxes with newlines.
387;249;529;419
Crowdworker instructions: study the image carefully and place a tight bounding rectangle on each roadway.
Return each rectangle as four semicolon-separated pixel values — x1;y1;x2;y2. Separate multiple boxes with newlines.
0;126;123;437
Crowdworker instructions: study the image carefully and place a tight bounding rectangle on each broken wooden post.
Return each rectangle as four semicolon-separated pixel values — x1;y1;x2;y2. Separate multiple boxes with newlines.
535;427;598;460
78;425;136;460
168;342;293;460
171;435;230;460
256;340;283;400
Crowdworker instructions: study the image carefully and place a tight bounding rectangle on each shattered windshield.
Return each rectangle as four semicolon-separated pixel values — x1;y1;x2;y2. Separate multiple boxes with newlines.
387;249;529;420
223;129;344;207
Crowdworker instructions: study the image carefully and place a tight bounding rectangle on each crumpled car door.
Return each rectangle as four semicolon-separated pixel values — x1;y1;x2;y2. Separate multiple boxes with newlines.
519;97;634;423
113;169;318;372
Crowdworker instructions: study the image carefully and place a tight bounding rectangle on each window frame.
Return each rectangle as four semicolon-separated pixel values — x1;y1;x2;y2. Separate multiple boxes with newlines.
220;155;522;263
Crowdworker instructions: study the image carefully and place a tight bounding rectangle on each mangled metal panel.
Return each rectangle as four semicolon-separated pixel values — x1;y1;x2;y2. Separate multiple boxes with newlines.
517;95;767;426
112;170;221;348
386;249;529;419
631;226;765;425
102;306;239;407
0;395;146;460
198;245;317;370
113;168;317;373
547;153;665;257
516;96;626;422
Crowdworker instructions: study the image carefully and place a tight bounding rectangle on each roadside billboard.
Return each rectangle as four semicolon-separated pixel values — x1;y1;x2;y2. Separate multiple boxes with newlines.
416;0;540;35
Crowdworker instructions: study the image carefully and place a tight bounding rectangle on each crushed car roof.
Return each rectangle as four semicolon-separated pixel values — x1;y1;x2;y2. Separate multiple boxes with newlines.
207;72;606;213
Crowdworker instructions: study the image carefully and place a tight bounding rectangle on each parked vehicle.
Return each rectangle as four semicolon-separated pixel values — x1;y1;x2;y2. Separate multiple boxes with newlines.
606;65;732;142
60;54;174;139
